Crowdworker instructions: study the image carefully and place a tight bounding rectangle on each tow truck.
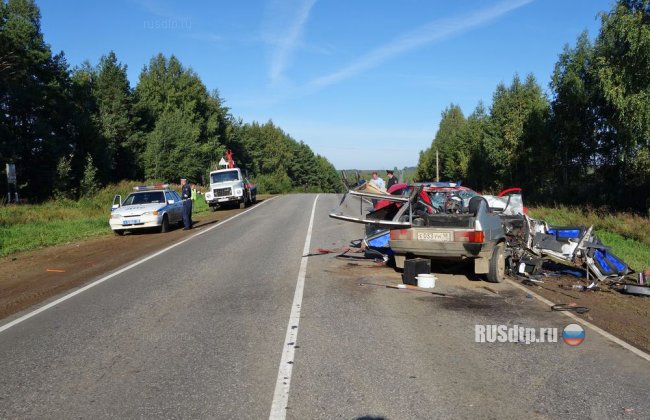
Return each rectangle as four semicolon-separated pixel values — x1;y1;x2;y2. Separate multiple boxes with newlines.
204;151;257;210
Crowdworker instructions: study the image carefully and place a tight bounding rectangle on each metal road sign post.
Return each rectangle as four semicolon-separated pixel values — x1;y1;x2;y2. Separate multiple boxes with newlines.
5;163;17;204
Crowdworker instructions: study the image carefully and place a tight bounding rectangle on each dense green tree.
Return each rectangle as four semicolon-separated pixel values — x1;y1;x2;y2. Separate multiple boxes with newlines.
592;0;650;207
415;148;435;181
288;141;320;191
0;0;75;198
464;102;491;191
234;120;339;193
238;121;292;177
416;105;467;181
68;63;102;189
484;74;549;190
437;105;469;181
550;33;598;190
142;107;200;182
93;51;138;181
314;154;342;193
134;54;225;183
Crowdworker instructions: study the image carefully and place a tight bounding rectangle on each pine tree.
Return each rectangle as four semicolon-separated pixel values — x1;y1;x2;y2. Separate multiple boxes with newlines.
93;51;138;181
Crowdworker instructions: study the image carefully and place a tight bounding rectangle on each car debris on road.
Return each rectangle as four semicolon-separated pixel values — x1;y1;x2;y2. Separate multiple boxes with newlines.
330;176;648;295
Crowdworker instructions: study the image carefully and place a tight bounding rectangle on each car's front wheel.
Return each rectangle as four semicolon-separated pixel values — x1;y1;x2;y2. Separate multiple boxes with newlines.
160;214;170;233
114;230;125;236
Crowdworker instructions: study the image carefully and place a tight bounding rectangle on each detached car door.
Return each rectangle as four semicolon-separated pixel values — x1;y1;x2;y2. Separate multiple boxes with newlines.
328;189;413;228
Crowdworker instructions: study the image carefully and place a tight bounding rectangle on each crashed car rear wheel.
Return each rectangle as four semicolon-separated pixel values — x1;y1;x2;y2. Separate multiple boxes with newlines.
486;242;505;283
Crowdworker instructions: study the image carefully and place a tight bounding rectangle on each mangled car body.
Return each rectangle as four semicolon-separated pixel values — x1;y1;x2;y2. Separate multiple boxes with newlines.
330;182;525;283
503;216;630;282
331;177;630;284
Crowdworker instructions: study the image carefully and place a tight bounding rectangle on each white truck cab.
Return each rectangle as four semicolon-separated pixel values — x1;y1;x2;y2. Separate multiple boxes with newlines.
204;168;257;210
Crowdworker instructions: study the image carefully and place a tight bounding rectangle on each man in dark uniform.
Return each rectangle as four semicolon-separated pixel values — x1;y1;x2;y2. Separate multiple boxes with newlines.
181;178;192;230
386;170;399;189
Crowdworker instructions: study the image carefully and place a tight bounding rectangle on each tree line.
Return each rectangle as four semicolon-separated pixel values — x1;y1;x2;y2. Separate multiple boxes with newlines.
416;0;650;212
0;0;342;200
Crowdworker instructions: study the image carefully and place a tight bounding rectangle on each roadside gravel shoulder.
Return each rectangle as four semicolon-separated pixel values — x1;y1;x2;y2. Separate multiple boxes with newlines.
0;197;272;320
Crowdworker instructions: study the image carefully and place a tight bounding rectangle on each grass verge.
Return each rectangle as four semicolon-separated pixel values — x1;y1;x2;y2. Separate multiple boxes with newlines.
0;181;211;257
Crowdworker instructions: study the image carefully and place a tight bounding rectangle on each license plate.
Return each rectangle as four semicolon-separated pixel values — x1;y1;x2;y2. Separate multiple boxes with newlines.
123;219;140;225
417;231;452;242
218;197;230;202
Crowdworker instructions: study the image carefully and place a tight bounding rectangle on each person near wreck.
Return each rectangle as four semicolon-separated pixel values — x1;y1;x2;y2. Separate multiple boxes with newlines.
386;169;398;189
181;178;192;230
369;171;385;190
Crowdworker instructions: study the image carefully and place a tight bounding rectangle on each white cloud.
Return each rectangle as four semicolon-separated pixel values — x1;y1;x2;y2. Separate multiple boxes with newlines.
265;0;317;84
309;0;534;89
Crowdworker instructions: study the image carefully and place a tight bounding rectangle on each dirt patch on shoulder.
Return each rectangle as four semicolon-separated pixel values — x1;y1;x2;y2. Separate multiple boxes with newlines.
0;198;272;320
518;274;650;353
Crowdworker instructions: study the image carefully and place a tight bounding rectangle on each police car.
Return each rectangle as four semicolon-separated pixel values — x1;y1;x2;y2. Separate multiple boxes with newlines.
109;184;184;235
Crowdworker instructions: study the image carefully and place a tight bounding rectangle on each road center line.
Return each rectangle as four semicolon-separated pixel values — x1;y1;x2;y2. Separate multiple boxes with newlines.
0;197;277;334
269;194;319;420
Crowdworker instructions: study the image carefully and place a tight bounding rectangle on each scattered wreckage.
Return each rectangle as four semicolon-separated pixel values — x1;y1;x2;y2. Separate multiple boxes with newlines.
330;178;638;290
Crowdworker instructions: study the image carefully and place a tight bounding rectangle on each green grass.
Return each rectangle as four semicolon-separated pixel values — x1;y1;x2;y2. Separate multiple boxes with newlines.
0;181;212;257
528;206;650;271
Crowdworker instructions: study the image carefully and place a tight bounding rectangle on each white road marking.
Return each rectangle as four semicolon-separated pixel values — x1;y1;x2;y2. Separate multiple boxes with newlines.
269;195;319;420
0;197;277;334
506;278;650;362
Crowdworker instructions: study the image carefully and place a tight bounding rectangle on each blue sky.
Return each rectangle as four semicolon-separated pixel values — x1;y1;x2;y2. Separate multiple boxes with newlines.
39;0;612;170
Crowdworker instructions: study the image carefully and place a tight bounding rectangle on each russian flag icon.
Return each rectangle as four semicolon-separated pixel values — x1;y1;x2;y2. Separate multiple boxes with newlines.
562;324;585;346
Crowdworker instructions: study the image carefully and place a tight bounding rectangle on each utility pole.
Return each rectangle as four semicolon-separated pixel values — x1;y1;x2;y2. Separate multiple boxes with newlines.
435;149;439;182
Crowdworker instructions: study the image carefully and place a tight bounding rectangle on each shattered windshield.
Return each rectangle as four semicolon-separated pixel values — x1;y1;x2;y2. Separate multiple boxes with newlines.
427;189;478;212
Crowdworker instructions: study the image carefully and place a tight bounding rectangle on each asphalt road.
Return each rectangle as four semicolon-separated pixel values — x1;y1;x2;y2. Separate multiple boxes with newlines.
1;194;649;419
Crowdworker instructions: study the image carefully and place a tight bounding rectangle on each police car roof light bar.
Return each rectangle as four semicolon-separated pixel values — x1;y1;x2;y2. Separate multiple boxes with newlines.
133;184;169;191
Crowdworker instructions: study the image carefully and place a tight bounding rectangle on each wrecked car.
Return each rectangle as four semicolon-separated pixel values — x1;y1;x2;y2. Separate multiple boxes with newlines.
389;188;517;283
330;183;525;283
332;176;632;286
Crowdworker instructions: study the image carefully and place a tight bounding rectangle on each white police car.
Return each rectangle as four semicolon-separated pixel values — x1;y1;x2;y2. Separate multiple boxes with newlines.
109;185;184;235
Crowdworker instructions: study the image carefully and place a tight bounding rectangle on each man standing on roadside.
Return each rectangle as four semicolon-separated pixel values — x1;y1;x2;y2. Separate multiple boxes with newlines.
386;170;398;189
181;178;192;230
